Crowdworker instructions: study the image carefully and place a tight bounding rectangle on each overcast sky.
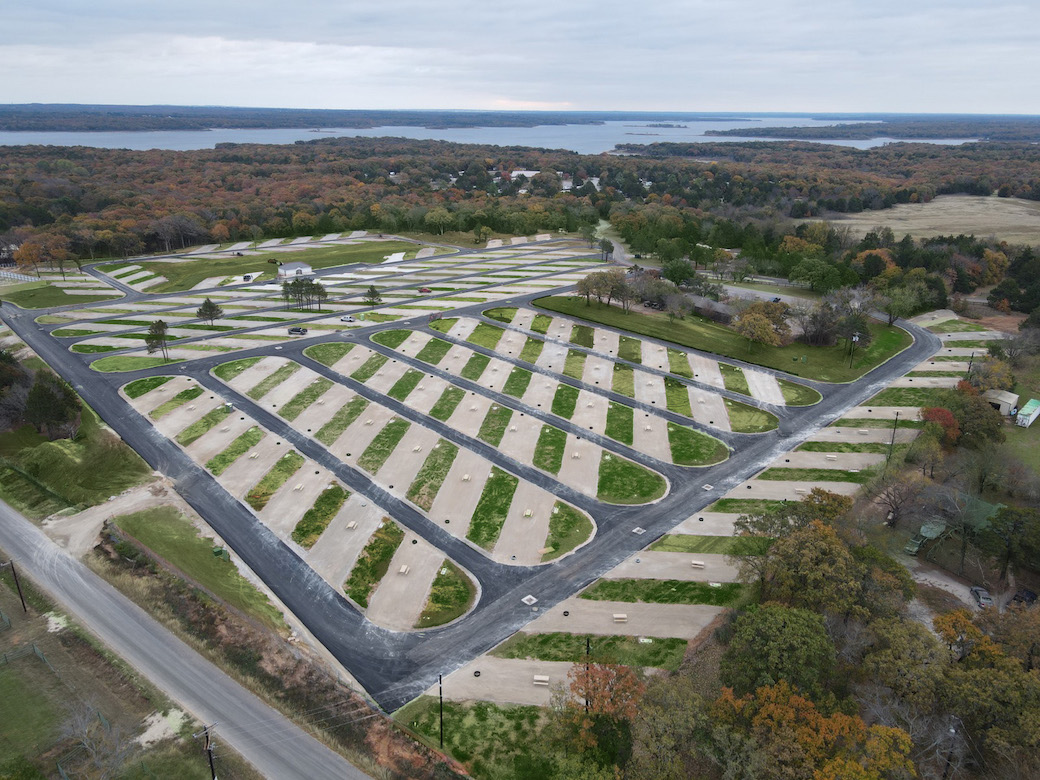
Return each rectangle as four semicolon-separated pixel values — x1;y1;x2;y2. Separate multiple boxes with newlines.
4;0;1039;113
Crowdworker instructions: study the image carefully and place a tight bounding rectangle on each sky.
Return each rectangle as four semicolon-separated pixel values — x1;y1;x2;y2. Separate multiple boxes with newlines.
4;0;1040;113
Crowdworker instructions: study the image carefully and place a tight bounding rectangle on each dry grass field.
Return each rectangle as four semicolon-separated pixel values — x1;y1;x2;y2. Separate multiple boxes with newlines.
824;195;1040;244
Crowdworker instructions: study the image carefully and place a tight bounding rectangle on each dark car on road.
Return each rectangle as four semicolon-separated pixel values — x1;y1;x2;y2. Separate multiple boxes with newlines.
970;586;994;608
288;326;308;335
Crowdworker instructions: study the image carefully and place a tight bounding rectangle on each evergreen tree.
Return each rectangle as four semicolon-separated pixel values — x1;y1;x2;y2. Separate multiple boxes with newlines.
145;320;170;361
195;297;224;325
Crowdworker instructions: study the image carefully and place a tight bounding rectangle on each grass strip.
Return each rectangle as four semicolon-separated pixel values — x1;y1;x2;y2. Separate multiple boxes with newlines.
124;376;172;398
725;399;779;433
667;424;728;466
149;386;204;420
778;378;822;406
387;369;424;401
530;314;552;334
542;503;593;561
492;632;687;671
612;363;634;396
664;377;693;417
797;441;905;454
758;467;873;483
350;354;388;382
245;451;305;511
833;417;926;429
563;349;586;380
371;329;411;348
532;425;567;475
207;427;264;475
428;318;457;333
460;353;490;380
570;324;594;348
176;405;231;446
247;362;300;400
597;453;667;504
484;307;517;323
315;396;369;445
467;467;519;549
618;336;642;363
344;520;405;608
407;440;459;511
719;364;750;395
649;535;772;554
212;357;262;382
581;578;744;606
605;401;634;444
415;337;452;365
279;378;334;420
519;336;544;364
428;387;465;421
927;319;987;333
710;498;786;513
501;367;533;398
868;387;949;406
52;328;101;337
477;404;513;446
357;418;410;474
551;384;579;419
291;484;349;548
667;348;693;377
303;342;354;367
466;322;505;350
415;561;476;628
72;344;119;353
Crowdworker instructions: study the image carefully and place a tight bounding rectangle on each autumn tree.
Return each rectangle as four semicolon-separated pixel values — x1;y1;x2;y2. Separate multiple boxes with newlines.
551;662;645;768
761;521;863;618
195;297;224;325
735;311;778;352
144;319;170;361
921;407;961;447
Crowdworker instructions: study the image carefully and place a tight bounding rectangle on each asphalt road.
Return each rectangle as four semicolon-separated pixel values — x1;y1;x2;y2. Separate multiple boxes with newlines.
0;500;372;780
0;244;943;712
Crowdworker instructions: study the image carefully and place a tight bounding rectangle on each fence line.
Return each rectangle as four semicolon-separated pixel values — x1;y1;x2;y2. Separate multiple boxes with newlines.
0;269;37;283
0;609;9;632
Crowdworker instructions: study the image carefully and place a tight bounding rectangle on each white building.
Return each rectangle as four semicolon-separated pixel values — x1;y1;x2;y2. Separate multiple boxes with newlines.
277;261;313;280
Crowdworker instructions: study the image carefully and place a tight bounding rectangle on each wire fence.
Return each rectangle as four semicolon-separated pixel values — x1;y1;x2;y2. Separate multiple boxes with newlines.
0;609;10;632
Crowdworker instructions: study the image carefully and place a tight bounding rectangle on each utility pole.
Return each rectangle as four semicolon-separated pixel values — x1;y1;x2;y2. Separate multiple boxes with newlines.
848;333;860;368
1;560;27;613
193;724;218;780
968;351;975;371
438;674;444;749
887;411;900;463
585;636;591;713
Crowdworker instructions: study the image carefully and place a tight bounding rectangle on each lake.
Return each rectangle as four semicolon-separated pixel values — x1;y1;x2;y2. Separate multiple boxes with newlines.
0;116;972;154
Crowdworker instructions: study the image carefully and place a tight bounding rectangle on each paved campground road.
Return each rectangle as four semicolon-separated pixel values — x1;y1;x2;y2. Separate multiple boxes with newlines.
0;501;372;780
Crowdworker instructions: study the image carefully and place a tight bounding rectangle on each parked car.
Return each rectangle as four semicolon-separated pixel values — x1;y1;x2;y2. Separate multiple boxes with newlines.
418;287;432;294
903;534;925;556
970;586;994;608
242;274;252;282
288;326;308;335
340;315;355;323
771;296;783;303
1012;588;1037;606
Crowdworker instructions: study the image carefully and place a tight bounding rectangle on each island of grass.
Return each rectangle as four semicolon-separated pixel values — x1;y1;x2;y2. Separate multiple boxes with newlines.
597;452;667;504
778;378;822;406
605;401;634;444
207;426;264;475
371;329;411;349
407;440;459;510
466;322;505;350
667;424;729;466
536;296;912;383
344;520;405;608
467;467;518;549
428;387;465;421
148;386;204;419
111;240;418;293
303;342;354;367
245;451;305;510
415;561;477;628
725;398;779;433
541;503;593;561
483;307;517;323
291;484;349;548
581;578;744;606
550;384;578;419
315;396;369;445
212;356;262;382
650;534;772;555
532;425;567;474
460;352;490;381
357;418;410;474
428;317;457;333
123;376;173;398
91;355;184;372
492;631;687;670
3;281;121;309
246;362;300;399
415;337;452;365
176;404;231;446
279;377;333;420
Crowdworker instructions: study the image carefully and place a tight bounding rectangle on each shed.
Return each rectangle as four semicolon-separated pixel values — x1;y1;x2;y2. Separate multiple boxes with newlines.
277;261;313;280
983;389;1019;416
1016;398;1040;428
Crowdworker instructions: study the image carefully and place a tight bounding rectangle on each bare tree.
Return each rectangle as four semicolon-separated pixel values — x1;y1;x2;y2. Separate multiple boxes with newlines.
61;702;135;779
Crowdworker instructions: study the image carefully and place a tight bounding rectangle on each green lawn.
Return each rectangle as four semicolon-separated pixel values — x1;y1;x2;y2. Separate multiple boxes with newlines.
927;319;987;333
667;348;693;377
597;452;667;504
612;362;634;395
725;399;779;433
245;451;305;510
291;484;349;548
176;405;231;446
148;386;204;420
52;328;102;338
428;387;465;421
71;344;119;354
350;354;388;383
542;502;594;561
477;404;513;446
123;376;172;398
130;241;416;293
467;322;505;350
605;401;634;444
668;424;729;466
484;307;517;323
719;363;750;395
778;378;822;406
115;507;282;627
536;297;912;383
315;396;369;445
415;337;452;365
501;367;533;398
650;534;772;555
710;498;787;513
0;664;63;762
833;417;926;429
387;369;424;401
570;324;595;348
664;377;693;416
279;377;333;420
758;467;872;483
407;440;459;511
371;329;410;348
519;336;545;363
581;579;745;606
551;384;579;419
415;561;476;628
460;352;490;381
532;425;567;474
618;335;642;363
563;349;586;380
212;356;261;381
428;317;457;333
3;283;120;309
468;467;518;549
530;314;552;334
303;342;354;367
344;520;405;608
797;441;903;454
357;419;410;474
868;387;949;406
91;355;183;372
207;426;263;475
492;632;688;671
247;362;300;400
